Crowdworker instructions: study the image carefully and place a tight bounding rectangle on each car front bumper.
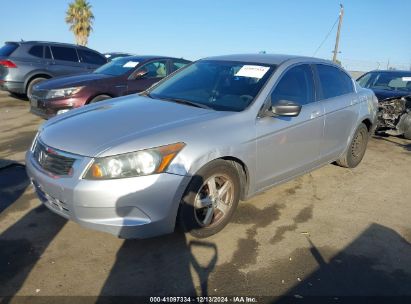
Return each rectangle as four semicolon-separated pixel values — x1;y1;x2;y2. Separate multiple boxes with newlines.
25;150;190;239
30;96;88;119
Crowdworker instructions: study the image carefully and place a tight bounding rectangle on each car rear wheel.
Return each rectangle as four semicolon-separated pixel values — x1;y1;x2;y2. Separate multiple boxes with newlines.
401;113;411;140
336;123;369;168
89;95;111;103
27;77;47;100
178;160;240;238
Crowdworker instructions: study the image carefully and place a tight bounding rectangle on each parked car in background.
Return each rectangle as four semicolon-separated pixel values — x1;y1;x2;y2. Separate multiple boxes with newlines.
26;54;377;239
30;55;191;118
104;52;134;61
357;70;411;139
0;41;107;99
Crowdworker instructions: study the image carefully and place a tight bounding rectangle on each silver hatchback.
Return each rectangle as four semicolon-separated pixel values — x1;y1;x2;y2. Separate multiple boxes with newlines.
26;54;378;238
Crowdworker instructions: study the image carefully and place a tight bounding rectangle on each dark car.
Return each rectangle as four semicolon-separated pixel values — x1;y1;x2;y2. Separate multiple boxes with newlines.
357;70;411;139
30;55;191;118
0;41;107;99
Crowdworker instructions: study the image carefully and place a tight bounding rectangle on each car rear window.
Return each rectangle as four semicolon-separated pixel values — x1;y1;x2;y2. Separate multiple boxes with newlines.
316;64;354;99
28;45;43;58
50;46;79;62
0;43;19;56
78;49;106;65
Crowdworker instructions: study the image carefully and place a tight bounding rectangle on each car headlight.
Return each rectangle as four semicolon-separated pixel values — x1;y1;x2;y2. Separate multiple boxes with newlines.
46;86;83;99
83;142;185;180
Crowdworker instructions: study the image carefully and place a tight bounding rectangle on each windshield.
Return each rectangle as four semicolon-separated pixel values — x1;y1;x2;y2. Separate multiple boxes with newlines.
94;57;141;76
0;43;18;56
149;60;276;111
358;72;411;92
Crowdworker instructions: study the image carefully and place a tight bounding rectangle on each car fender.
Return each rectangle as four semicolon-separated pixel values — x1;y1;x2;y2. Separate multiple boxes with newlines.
339;91;377;158
23;70;53;90
168;143;255;200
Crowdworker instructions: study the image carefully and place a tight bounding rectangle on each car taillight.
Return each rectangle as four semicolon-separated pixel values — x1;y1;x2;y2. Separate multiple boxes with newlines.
0;60;17;68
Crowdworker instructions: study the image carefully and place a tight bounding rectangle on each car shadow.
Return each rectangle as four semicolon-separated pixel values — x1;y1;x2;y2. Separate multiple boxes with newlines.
373;135;411;152
0;169;66;301
275;223;411;302
0;161;30;214
98;175;218;300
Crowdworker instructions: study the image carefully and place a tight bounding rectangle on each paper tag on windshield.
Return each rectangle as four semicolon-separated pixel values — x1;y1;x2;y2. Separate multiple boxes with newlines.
402;77;411;81
123;61;139;68
235;65;270;79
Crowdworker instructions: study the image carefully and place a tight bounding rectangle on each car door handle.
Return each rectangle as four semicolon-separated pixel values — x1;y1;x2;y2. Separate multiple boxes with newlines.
310;110;321;119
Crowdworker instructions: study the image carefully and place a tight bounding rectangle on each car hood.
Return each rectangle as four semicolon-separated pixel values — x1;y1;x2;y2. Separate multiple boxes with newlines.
36;73;114;90
372;88;411;101
39;95;221;157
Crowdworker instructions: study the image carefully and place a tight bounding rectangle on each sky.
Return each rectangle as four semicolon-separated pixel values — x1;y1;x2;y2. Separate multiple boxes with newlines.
1;0;410;70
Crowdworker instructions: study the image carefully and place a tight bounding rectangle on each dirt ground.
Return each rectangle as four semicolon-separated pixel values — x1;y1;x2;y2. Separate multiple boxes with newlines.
0;91;410;302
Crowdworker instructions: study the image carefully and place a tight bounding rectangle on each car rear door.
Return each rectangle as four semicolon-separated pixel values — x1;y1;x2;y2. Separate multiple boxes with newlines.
313;64;358;161
255;64;325;190
47;45;84;76
126;59;169;94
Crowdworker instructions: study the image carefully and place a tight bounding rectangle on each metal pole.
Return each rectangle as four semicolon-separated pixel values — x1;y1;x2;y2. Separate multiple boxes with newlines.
332;4;344;63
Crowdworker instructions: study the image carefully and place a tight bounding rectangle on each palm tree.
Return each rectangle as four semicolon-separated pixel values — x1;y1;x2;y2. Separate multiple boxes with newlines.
65;0;94;46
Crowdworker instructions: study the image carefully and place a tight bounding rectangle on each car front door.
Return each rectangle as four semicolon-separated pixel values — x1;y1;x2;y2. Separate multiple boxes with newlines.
255;64;324;190
314;64;358;161
127;60;169;94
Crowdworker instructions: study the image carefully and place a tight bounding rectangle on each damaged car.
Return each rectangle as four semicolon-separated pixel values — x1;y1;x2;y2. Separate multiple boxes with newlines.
357;70;411;139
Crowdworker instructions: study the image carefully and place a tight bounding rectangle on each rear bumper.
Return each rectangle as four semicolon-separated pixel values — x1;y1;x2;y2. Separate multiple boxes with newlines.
0;80;25;94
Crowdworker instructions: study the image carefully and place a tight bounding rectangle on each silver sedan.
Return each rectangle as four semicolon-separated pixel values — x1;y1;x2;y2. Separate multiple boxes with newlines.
26;54;378;238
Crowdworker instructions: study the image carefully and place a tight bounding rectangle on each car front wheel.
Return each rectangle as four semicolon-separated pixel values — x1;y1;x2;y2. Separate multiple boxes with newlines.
178;160;241;238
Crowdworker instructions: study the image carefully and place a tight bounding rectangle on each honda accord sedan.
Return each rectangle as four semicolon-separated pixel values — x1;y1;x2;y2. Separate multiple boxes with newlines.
30;55;191;118
26;54;378;239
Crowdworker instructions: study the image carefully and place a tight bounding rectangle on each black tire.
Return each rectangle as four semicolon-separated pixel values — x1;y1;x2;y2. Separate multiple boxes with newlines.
27;77;47;100
89;95;111;103
401;114;411;140
336;123;369;168
178;160;241;238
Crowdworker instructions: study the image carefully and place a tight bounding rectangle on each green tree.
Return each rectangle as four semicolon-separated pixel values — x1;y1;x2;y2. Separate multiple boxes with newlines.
65;0;94;46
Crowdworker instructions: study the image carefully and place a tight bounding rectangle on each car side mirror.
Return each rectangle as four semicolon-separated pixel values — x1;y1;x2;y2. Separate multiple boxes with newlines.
133;69;148;79
269;100;302;117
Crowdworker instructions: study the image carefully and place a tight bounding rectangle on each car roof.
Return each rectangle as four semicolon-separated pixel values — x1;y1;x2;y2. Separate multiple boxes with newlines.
366;70;411;74
202;53;329;65
5;41;95;50
116;55;190;62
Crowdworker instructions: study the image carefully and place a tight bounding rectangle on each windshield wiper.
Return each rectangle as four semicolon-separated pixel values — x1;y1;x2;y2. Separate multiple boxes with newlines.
157;97;213;110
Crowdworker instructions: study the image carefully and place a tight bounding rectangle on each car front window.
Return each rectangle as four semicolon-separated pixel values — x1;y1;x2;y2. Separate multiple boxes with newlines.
149;60;276;111
363;72;411;92
94;57;141;76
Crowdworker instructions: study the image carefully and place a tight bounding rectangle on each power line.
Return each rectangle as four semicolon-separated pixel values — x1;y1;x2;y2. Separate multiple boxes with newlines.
312;16;339;57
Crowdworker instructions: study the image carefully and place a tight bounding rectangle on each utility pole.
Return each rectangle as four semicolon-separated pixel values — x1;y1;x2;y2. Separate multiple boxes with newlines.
332;4;344;63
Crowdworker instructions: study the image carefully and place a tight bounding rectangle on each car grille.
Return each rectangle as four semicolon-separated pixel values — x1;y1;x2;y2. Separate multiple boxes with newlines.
31;89;48;100
33;141;76;176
